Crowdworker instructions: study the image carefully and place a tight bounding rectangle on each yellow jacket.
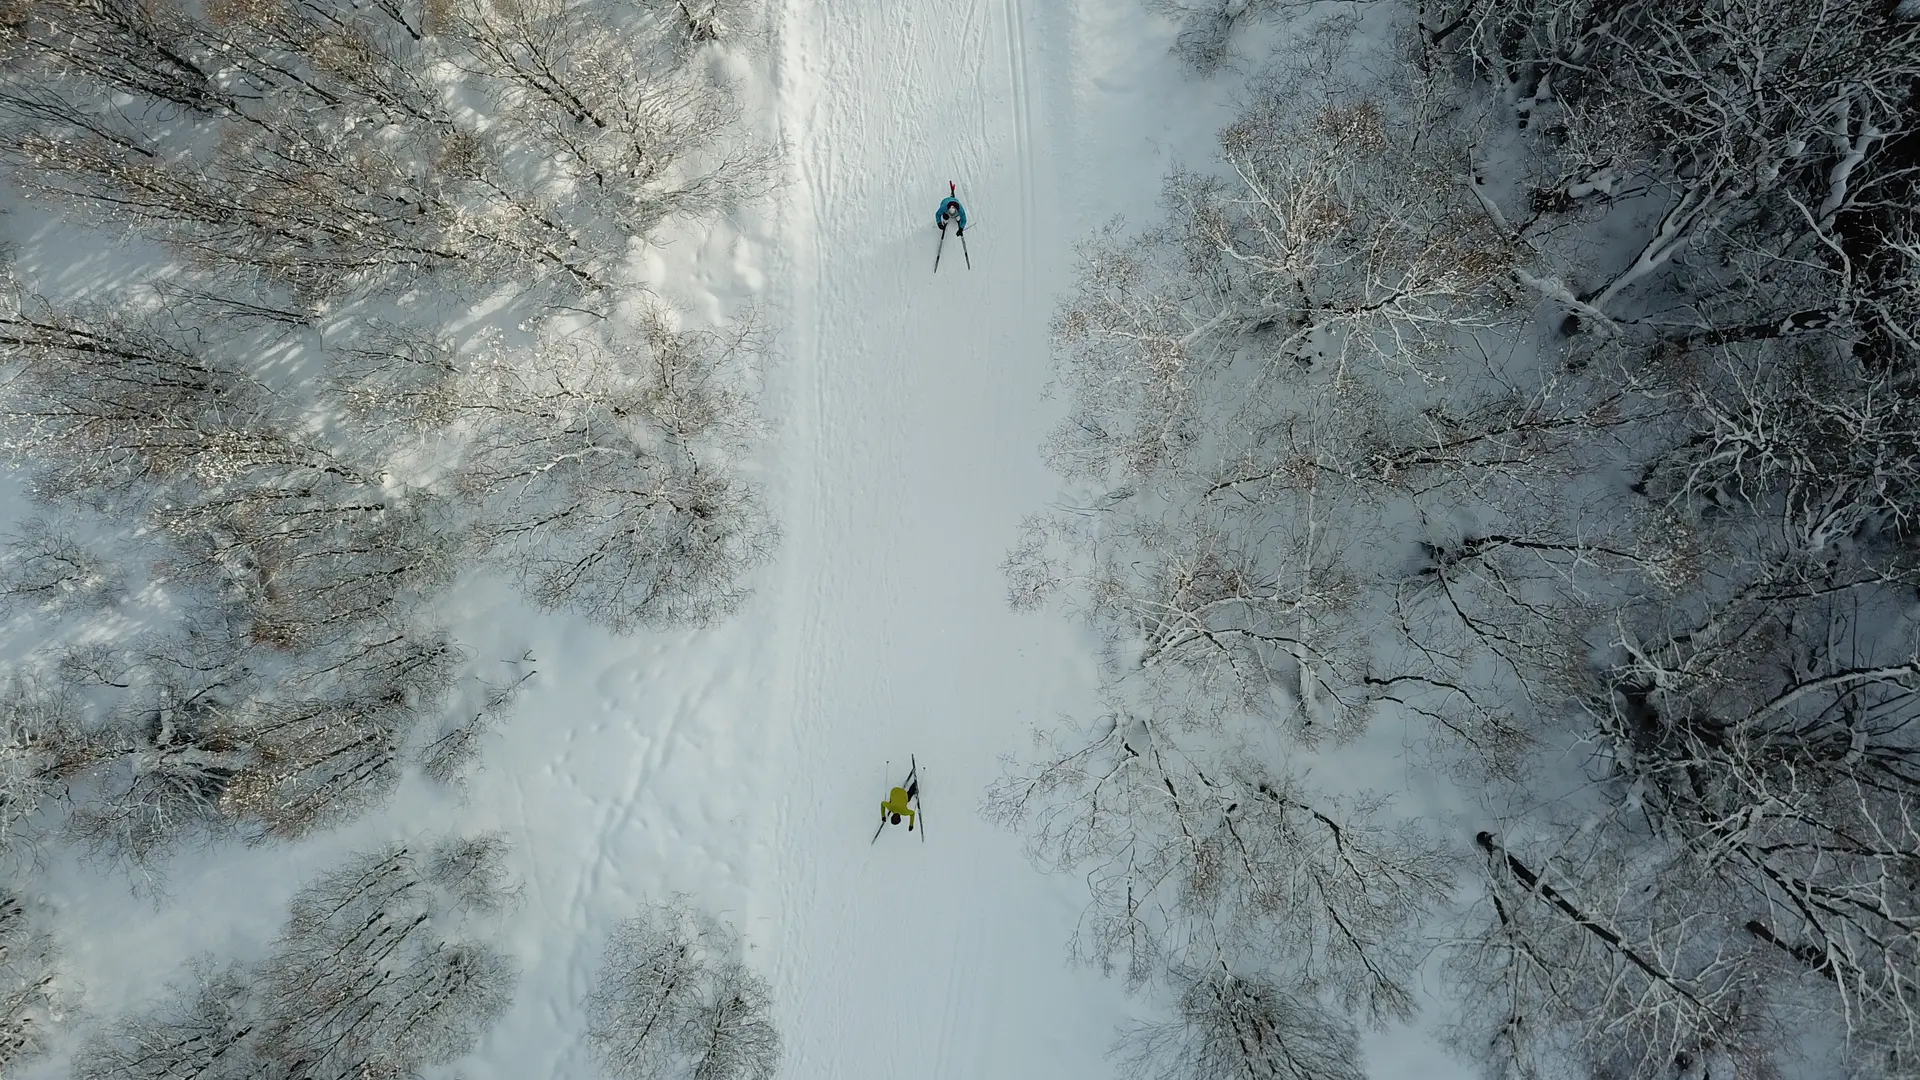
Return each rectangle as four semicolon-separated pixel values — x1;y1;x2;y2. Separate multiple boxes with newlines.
881;786;916;827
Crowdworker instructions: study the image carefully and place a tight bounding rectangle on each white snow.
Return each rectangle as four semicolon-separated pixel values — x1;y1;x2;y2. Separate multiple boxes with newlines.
2;1;1497;1078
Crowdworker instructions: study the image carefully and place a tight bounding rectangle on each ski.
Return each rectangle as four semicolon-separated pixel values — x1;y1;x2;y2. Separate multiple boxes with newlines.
934;222;949;272
959;232;970;270
911;755;924;841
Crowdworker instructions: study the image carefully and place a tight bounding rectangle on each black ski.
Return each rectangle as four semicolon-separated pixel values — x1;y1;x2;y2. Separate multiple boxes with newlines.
910;755;924;841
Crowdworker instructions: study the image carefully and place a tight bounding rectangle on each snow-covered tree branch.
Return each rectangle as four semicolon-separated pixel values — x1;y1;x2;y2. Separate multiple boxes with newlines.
584;900;780;1080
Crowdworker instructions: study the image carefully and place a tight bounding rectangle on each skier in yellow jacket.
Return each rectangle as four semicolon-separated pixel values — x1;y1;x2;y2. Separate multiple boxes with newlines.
873;758;923;843
881;784;916;830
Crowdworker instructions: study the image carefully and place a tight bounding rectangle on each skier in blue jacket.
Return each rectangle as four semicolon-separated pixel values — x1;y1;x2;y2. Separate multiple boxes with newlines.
935;181;966;237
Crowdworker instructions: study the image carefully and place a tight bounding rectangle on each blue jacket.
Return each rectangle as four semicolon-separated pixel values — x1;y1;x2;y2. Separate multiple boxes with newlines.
935;197;967;230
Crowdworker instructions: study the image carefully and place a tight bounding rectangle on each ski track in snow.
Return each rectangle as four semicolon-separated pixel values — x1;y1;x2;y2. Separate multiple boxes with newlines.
752;0;1139;1074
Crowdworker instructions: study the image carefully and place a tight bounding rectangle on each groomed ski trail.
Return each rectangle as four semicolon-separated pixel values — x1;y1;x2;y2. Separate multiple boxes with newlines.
754;0;1132;1075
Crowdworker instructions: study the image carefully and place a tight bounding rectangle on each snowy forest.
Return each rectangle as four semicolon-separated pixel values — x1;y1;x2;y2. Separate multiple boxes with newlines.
0;0;1915;1079
0;0;777;1077
998;2;1920;1079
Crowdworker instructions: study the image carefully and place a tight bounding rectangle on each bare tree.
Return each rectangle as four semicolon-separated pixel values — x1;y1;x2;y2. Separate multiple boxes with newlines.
76;835;516;1080
0;297;463;647
1159;70;1521;383
584;900;780;1080
196;0;450;128
1117;962;1366;1080
150;276;316;331
1584;579;1920;1072
0;2;612;300
1002;32;1526;1079
0;517;123;613
0;0;233;117
1448;831;1780;1080
998;8;1920;1080
1022;42;1536;741
1008;509;1369;736
65;684;249;866
0;890;61;1070
987;711;1452;1012
255;837;517;1078
2;0;774;305
418;651;537;786
1637;342;1920;562
461;314;774;631
156;486;460;651
73;961;263;1080
1458;0;1920;321
66;621;462;863
0;297;279;504
450;0;775;233
325;320;462;432
228;624;463;842
0;681;107;861
638;0;758;51
8;113;605;300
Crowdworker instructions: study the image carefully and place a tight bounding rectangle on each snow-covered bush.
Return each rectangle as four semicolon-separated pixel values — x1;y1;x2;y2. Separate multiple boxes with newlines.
584;900;780;1080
